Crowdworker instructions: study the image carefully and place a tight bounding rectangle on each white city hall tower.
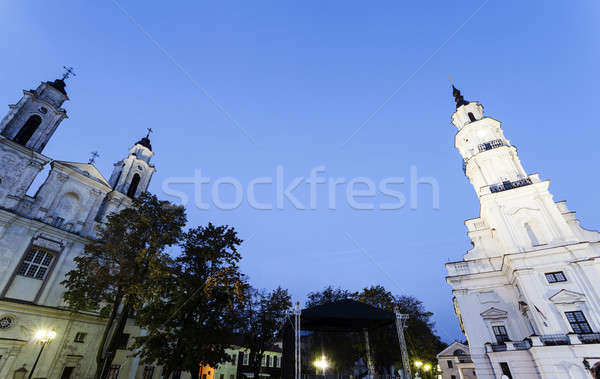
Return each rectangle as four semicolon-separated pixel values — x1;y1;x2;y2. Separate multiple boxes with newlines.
445;86;600;379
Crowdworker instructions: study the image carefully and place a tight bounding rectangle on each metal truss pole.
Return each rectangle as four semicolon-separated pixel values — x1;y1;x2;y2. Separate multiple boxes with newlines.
394;307;411;379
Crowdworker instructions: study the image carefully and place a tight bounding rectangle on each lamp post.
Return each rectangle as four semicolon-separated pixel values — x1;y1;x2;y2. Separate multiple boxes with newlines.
28;329;56;379
313;355;329;377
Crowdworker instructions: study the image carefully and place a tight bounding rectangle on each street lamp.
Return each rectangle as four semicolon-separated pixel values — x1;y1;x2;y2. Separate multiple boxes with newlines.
313;355;329;376
414;360;423;369
28;329;56;379
423;363;432;372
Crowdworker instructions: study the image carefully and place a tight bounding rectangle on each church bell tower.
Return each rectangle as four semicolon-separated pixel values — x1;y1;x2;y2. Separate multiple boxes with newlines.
0;69;72;209
108;131;156;199
0;69;72;153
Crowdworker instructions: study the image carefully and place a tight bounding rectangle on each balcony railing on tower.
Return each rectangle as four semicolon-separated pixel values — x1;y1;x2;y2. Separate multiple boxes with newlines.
478;139;505;152
490;178;533;193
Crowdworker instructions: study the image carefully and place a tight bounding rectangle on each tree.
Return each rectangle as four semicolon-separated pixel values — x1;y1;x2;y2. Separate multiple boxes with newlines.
241;287;292;379
133;223;248;377
61;193;187;379
305;286;355;308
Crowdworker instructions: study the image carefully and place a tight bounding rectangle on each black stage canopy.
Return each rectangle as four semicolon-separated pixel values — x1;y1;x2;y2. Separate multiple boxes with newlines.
300;299;395;332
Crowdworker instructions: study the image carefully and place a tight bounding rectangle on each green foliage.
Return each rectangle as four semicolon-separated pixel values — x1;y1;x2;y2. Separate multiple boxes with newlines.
62;192;187;316
241;287;292;379
305;286;355;308
133;223;248;377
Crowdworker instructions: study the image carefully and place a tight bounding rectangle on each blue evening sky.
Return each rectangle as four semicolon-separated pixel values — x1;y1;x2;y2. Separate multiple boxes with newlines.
2;1;599;343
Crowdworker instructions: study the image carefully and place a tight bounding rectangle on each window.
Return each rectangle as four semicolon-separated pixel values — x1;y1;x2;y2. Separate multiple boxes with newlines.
230;375;235;379
468;112;476;122
143;366;155;379
107;365;120;379
74;332;87;343
447;360;453;368
266;355;271;367
14;115;42;146
0;316;14;329
492;325;510;343
127;173;141;197
243;352;249;365
545;271;567;283
16;248;54;280
499;362;512;378
273;356;278;368
117;333;130;349
231;353;237;365
451;376;457;379
565;311;593;334
277;356;281;368
220;374;224;379
172;371;181;379
261;355;266;367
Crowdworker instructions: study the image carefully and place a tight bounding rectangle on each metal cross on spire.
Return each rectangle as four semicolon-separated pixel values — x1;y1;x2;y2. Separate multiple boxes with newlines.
88;151;99;164
145;128;153;138
62;66;76;80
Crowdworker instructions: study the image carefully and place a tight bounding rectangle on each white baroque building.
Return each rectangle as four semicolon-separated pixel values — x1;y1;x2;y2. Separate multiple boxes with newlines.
0;75;170;378
446;86;600;379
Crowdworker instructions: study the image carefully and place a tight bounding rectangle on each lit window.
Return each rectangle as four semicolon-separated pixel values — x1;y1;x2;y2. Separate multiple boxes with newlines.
565;311;593;334
243;352;249;366
492;325;510;343
545;272;567;283
16;248;54;280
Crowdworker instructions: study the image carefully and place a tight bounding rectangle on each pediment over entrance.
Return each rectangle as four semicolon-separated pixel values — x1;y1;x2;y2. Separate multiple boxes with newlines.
480;307;508;320
549;289;586;305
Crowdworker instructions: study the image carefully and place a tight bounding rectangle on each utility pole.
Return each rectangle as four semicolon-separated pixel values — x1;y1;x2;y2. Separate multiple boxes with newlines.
394;307;411;379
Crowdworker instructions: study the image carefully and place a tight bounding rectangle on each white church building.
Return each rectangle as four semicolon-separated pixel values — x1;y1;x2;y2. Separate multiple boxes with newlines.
0;74;167;378
445;86;600;379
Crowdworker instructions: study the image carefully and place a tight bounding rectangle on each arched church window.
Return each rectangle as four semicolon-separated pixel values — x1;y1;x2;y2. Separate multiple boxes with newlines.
14;115;42;146
468;112;476;122
524;222;539;246
127;173;141;198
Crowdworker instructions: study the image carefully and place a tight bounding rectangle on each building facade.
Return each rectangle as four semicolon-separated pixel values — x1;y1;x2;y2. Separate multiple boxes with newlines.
445;86;600;379
436;341;476;379
0;75;165;378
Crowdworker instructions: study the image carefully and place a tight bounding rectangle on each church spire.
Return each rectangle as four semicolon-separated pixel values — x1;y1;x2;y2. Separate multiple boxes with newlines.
452;85;469;109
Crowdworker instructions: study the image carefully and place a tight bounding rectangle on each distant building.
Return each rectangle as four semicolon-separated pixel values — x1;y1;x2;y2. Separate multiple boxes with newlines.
445;86;600;378
436;341;476;379
204;341;282;379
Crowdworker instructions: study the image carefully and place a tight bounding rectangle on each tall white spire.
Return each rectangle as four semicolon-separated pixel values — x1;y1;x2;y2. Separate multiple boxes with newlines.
452;86;577;258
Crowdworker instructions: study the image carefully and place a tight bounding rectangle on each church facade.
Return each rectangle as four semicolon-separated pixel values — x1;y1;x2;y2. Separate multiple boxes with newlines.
0;75;162;378
446;87;600;379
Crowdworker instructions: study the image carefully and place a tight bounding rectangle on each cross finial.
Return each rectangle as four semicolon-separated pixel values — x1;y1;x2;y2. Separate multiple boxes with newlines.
88;151;99;164
448;74;453;86
62;66;76;81
145;128;153;138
